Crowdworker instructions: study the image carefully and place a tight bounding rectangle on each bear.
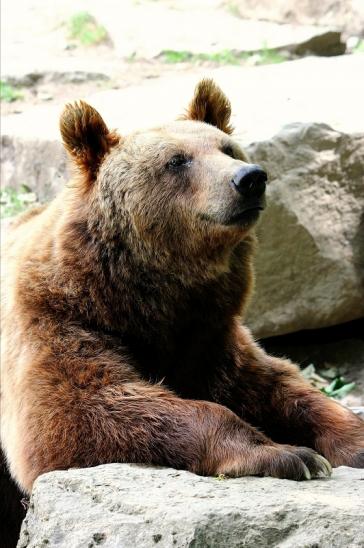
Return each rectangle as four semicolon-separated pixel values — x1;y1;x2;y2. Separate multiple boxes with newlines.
1;79;363;542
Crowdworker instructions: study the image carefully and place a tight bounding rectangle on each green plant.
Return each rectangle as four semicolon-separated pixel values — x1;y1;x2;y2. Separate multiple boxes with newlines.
68;12;107;46
0;81;23;102
255;43;286;65
0;186;36;218
226;1;241;18
256;49;286;65
321;377;356;399
156;47;285;66
160;50;193;63
159;49;248;65
301;364;356;400
353;39;364;53
215;473;226;480
198;50;247;64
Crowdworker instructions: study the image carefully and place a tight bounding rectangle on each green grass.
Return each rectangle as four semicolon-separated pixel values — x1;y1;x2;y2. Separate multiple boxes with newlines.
68;12;107;46
0;186;36;218
0;81;23;102
255;46;287;65
157;48;285;66
225;1;241;18
353;39;364;53
161;49;246;64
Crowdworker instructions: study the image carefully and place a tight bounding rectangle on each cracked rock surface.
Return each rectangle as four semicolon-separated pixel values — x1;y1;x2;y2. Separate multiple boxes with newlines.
18;464;364;548
246;122;364;338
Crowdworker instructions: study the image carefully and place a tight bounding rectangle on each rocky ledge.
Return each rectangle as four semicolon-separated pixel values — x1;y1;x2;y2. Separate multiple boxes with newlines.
18;464;364;548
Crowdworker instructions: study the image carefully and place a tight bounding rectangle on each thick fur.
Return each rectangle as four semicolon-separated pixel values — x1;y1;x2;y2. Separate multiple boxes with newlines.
61;100;120;187
181;78;234;134
1;79;363;544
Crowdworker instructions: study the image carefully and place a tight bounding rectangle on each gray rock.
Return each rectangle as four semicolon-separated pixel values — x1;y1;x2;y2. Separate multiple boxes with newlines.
1;135;67;203
292;30;345;56
227;0;364;38
18;464;364;548
245;122;364;338
3;71;110;88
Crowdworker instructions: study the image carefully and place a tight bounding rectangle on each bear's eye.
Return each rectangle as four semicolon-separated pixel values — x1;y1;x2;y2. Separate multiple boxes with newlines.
221;145;235;159
167;154;190;170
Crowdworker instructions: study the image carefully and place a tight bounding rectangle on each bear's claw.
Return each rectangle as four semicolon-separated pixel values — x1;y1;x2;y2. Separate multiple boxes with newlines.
290;447;332;479
260;445;332;481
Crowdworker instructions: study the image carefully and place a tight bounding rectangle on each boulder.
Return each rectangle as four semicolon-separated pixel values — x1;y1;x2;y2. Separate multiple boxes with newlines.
18;464;364;548
1;136;68;203
227;0;364;38
245;122;364;338
4;70;110;88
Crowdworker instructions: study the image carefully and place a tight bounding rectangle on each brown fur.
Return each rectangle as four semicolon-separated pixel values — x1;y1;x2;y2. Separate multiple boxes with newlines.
1;81;363;535
180;79;234;134
60;100;120;187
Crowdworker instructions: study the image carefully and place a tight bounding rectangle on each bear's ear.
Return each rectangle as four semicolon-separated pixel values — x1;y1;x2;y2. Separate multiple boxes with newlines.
181;79;233;134
60;101;120;185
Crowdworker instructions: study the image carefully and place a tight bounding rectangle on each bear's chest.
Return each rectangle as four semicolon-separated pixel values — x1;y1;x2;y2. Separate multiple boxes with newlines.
125;324;227;400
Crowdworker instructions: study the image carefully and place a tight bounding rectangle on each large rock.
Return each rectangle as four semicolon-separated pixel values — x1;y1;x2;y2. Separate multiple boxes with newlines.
18;464;364;548
228;0;364;38
245;122;364;338
1;136;68;202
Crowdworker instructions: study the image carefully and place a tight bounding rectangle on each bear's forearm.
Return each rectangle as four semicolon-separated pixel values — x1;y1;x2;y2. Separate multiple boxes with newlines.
5;359;330;491
211;326;364;466
4;369;272;491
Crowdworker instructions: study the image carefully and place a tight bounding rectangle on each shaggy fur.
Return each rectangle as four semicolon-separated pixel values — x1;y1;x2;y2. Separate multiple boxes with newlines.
180;79;234;135
1;78;363;546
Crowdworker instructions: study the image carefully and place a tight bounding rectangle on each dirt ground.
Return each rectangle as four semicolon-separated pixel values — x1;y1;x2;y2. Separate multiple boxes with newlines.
3;0;361;116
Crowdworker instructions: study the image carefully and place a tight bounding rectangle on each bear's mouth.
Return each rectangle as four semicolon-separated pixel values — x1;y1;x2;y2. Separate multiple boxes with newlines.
227;203;265;226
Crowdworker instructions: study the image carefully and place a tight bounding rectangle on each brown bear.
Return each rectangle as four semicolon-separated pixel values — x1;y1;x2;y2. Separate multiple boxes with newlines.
1;79;363;543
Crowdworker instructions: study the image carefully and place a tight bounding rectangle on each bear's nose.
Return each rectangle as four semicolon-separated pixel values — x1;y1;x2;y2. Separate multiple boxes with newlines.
230;165;267;199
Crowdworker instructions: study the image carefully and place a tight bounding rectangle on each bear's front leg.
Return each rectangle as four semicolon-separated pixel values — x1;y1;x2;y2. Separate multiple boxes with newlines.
211;324;364;468
5;355;333;493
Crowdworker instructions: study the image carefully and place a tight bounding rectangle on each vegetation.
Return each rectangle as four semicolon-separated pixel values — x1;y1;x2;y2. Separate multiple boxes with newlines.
157;47;286;66
353;39;364;53
215;474;227;480
68;12;107;46
160;49;243;65
0;186;36;218
255;45;287;65
302;364;356;400
321;377;356;399
225;1;241;18
0;81;23;102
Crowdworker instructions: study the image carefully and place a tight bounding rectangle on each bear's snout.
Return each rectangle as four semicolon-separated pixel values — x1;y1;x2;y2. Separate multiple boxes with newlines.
225;164;267;225
230;164;267;203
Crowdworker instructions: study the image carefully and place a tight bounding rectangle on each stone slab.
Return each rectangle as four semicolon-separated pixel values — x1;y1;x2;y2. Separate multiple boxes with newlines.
18;464;364;548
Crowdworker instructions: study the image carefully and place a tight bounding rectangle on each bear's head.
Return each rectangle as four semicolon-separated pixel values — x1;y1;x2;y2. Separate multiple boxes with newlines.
60;79;267;275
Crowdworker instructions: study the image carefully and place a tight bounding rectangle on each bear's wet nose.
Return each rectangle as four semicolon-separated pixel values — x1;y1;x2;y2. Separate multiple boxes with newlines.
230;165;267;199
